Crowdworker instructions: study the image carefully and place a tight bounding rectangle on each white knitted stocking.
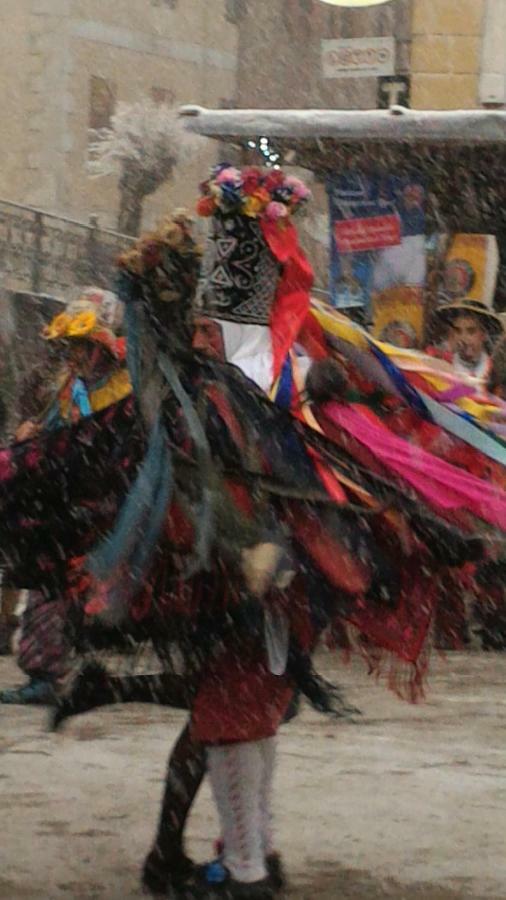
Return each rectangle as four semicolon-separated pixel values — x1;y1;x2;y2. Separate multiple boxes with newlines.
259;736;276;857
207;740;268;884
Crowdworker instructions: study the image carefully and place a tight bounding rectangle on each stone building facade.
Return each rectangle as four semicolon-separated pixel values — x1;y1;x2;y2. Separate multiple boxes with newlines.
410;0;485;110
1;1;504;235
230;0;413;290
233;0;412;109
0;1;238;229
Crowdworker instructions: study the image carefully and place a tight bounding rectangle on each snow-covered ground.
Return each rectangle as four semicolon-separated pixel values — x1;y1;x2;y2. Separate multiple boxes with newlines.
1;651;506;899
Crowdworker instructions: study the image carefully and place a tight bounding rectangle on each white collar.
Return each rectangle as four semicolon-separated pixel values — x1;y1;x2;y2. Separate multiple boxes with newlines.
453;351;490;380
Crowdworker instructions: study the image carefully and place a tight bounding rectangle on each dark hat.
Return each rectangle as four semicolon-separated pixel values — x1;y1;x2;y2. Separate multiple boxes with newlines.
434;300;504;339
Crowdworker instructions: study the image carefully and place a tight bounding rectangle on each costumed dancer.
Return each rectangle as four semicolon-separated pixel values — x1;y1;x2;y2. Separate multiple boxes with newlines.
0;365;54;656
107;206;303;899
73;193;492;897
0;289;130;704
46;177;315;893
1;193;501;896
45;181;505;899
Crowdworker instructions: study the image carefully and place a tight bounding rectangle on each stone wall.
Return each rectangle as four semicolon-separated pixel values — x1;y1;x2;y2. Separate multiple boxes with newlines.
232;0;413;294
410;0;485;109
234;0;412;110
0;1;238;229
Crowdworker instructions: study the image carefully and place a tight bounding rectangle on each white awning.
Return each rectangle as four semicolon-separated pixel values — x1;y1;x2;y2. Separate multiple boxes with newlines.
179;105;506;145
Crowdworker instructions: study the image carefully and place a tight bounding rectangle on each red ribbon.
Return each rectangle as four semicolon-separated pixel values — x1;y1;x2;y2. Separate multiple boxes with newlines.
261;219;313;383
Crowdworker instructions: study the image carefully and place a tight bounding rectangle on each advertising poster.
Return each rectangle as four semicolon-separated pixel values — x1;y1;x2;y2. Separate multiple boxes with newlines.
327;172;426;326
437;234;499;309
372;285;425;348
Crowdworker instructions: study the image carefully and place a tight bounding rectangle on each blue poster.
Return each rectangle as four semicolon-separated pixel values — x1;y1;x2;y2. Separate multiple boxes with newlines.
327;172;426;312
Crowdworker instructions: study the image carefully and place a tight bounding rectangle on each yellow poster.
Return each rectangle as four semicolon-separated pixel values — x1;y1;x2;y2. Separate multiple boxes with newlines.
372;286;425;348
440;234;499;308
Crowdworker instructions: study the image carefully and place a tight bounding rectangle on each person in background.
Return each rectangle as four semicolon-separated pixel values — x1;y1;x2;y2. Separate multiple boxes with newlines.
0;586;19;656
431;299;504;381
0;289;129;704
0;365;56;656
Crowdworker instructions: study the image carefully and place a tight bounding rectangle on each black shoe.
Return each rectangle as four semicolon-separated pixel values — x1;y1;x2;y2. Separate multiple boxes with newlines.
178;864;274;899
208;848;285;894
266;854;285;892
142;847;195;896
49;661;112;731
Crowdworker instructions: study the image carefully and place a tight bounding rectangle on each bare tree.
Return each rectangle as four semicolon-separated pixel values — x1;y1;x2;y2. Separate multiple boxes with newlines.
88;99;204;236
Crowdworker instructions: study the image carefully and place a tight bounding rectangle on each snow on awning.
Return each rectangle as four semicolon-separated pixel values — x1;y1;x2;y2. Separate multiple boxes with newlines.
179;105;506;146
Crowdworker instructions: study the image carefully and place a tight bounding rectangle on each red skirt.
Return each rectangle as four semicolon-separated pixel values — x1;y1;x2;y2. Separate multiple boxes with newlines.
191;639;293;745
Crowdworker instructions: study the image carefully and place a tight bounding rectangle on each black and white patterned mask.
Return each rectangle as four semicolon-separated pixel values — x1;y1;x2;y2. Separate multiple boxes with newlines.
195;213;280;326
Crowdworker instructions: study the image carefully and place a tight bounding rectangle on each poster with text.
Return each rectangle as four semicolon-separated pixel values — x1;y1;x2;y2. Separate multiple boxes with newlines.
327;173;426;316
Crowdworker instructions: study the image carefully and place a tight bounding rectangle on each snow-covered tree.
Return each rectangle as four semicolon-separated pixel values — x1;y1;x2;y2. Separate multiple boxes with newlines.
88;99;204;236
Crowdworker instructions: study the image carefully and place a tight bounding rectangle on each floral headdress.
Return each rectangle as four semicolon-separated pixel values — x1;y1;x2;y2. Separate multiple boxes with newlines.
117;209;201;307
118;210;198;281
195;166;314;381
43;288;125;359
116;210;202;357
196;165;311;223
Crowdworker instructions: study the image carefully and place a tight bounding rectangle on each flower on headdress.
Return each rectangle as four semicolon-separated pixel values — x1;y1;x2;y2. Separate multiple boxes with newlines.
67;310;97;338
243;195;265;218
219;183;242;208
197;166;310;222
172;208;194;228
263;170;285;193
243;187;271;218
140;238;163;270
158;221;186;250
118;249;145;275
197;196;217;217
215;166;241;186
264;201;288;221
209;183;223;200
43;312;72;340
284;176;311;200
253;187;271;206
241;167;262;195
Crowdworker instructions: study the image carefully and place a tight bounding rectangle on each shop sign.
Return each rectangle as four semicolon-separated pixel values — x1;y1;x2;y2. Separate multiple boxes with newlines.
322;36;395;79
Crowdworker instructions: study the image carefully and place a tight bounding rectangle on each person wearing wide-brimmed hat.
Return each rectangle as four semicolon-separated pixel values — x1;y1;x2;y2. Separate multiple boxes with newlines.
432;299;504;380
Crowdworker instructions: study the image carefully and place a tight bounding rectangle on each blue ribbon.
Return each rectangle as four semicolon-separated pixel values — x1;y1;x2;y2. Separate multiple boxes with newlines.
274;354;294;410
368;340;431;421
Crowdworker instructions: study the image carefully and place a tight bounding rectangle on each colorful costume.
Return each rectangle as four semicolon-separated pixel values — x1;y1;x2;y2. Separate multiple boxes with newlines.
0;289;131;704
78;188;500;897
0;176;505;898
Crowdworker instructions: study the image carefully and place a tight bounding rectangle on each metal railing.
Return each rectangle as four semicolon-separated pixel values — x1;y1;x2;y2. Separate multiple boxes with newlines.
0;199;133;298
